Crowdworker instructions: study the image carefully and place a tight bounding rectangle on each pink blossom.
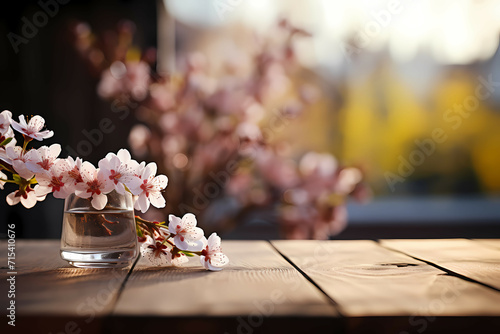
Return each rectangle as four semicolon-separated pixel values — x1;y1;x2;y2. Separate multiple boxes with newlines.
200;233;229;271
0;127;16;146
168;213;204;251
129;162;168;213
6;185;46;209
140;236;188;267
98;149;141;194
0;128;17;163
299;152;338;178
24;144;61;175
65;156;84;185
236;122;262;142
35;160;73;199
334;167;363;195
11;115;54;141
0;110;12;135
5;146;34;180
298;152;340;198
97;61;150;101
0;170;6;189
139;236;171;266
74;162;114;210
256;150;299;189
128;124;151;158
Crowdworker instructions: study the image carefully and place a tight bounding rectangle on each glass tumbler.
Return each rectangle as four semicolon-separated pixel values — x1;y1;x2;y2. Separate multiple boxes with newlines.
60;190;138;268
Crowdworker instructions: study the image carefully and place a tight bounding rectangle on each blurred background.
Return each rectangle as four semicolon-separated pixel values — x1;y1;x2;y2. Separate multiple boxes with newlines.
1;0;499;239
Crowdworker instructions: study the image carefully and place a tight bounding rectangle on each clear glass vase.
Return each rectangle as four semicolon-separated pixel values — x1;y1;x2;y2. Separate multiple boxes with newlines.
60;190;138;268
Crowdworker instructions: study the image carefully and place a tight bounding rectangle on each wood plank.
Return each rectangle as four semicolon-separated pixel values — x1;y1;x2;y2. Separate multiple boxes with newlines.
272;240;500;317
0;240;133;334
108;241;339;334
381;239;500;291
473;239;500;250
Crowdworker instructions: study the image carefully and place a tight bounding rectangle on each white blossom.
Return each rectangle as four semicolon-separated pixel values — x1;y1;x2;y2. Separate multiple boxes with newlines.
140;236;188;267
25;144;61;175
129;162;168;213
11;115;54;141
98;149;141;194
0;170;6;189
74;162;114;210
0;110;12;136
6;185;46;209
64;156;84;185
5;146;34;180
200;233;229;271
35;160;73;199
168;213;205;251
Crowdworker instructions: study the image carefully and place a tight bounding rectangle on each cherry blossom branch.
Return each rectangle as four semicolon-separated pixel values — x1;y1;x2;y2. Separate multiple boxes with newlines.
135;213;228;270
0;110;229;271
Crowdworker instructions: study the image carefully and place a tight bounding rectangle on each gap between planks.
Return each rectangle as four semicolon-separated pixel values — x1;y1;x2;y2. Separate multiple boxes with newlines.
378;240;500;293
267;240;344;315
272;239;500;318
106;251;141;312
110;240;344;317
380;239;500;293
107;241;341;333
111;240;339;318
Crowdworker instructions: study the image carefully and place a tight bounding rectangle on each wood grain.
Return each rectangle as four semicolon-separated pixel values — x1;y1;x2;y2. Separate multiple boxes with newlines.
473;239;500;250
381;239;500;291
0;240;133;334
272;240;500;317
108;241;339;333
2;239;500;334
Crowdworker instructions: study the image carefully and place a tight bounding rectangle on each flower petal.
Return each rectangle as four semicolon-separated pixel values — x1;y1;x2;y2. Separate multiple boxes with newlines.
10;117;25;134
80;162;97;183
114;181;126;195
98;158;110;171
48;144;61;159
124;175;142;190
20;191;38;209
209;252;229;268
173;237;191;251
35;185;52;196
74;189;92;199
12;160;34;180
183;239;205;252
19;115;27;127
100;178;115;194
32;130;54;140
182;213;197;228
117;149;132;163
148;191;166;208
207;233;221;250
29;115;45;132
206;261;224;271
136;193;150;213
184;226;204;241
91;193;108;210
141;162;157;180
168;215;182;233
153;174;168;190
53;188;71;199
6;191;21;206
171;254;188;266
0;171;6;190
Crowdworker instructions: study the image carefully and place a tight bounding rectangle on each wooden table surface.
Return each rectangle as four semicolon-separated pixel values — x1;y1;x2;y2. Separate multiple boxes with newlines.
1;239;500;334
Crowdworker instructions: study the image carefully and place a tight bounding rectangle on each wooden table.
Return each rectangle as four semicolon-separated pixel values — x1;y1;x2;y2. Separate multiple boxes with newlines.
1;239;500;334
